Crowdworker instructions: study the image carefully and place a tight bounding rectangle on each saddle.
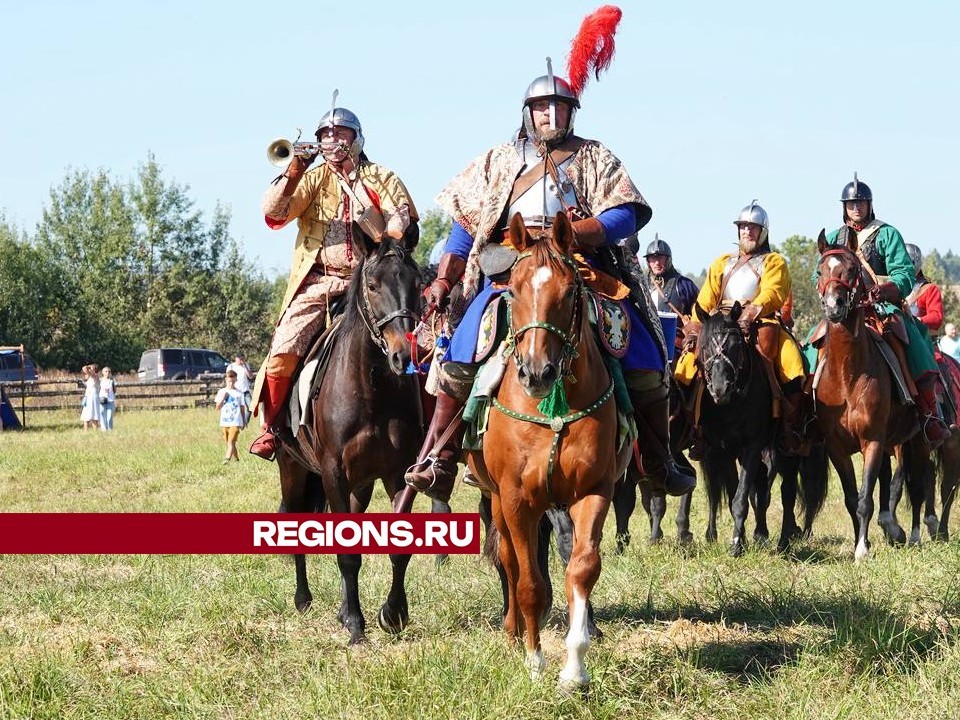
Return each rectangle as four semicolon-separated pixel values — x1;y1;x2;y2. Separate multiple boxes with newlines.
286;316;345;434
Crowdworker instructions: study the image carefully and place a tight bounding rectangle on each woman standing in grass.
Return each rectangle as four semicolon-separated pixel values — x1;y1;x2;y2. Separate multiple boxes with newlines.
98;366;116;431
79;364;101;431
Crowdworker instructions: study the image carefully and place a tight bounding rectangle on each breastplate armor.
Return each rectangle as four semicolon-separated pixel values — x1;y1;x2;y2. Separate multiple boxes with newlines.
837;225;887;275
721;254;766;304
508;140;580;222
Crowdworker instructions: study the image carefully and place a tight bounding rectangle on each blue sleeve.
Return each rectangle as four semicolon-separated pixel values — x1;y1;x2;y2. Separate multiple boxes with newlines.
441;221;474;261
596;205;638;245
678;277;700;316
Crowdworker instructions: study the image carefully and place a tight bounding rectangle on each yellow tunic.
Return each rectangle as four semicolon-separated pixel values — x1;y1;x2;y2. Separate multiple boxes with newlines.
674;250;804;385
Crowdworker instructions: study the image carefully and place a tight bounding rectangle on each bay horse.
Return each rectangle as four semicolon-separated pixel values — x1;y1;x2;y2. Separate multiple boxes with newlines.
813;230;934;560
694;301;775;556
276;231;423;644
466;212;629;691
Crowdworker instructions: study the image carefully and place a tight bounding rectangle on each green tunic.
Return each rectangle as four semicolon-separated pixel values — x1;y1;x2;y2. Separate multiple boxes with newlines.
811;222;938;377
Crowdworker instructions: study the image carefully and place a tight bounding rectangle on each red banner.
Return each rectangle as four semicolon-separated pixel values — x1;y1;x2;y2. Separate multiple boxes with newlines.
0;513;482;554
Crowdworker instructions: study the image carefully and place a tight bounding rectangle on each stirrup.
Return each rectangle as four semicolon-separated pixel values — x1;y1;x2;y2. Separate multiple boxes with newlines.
461;469;480;488
404;454;441;492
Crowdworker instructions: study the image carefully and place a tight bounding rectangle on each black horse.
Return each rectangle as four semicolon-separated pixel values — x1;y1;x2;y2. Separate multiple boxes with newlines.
694;302;776;556
276;232;424;644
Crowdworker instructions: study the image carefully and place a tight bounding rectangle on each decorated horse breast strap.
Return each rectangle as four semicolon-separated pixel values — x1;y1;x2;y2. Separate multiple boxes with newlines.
588;291;630;358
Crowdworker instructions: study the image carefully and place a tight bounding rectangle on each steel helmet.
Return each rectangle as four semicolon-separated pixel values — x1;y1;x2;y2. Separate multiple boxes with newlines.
644;235;672;258
905;243;923;276
316;106;365;158
840;172;872;202
734;200;770;244
521;59;580;144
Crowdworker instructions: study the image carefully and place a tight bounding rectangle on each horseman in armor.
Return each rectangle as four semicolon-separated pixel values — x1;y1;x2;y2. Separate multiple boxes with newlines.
403;7;696;502
644;235;700;356
676;201;808;456
249;100;419;460
825;175;950;446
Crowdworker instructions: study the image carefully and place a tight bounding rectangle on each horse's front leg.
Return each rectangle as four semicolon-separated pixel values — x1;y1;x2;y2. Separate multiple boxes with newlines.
559;492;610;693
828;448;861;549
501;493;547;682
703;450;725;543
937;443;959;541
379;476;413;634
750;451;772;547
728;447;759;557
855;441;886;561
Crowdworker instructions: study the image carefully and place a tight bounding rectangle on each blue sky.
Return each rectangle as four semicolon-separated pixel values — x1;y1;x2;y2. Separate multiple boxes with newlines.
2;0;958;277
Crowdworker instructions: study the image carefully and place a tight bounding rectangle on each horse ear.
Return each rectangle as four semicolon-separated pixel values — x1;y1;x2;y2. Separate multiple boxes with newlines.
730;301;743;322
844;225;859;253
509;212;530;251
553;212;574;254
816;229;828;254
354;223;378;256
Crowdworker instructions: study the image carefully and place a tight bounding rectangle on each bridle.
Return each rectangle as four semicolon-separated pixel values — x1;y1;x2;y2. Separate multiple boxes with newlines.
506;248;585;380
357;246;418;356
698;313;754;400
817;246;866;323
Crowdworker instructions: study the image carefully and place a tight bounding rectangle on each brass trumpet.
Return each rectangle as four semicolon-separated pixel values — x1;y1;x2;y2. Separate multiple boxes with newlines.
266;137;323;167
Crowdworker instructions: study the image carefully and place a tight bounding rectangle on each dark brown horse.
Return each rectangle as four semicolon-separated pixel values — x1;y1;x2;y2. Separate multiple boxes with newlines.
276;234;423;643
466;213;629;691
813;230;934;560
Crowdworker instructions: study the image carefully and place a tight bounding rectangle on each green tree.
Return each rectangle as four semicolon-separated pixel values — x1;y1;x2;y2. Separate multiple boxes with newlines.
413;208;452;267
772;234;820;338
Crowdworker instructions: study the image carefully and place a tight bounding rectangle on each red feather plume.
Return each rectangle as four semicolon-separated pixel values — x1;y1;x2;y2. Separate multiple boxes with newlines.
566;5;623;98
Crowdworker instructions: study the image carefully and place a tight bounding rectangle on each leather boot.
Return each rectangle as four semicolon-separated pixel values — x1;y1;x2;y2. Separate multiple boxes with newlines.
632;385;697;496
779;390;810;457
404;390;466;502
249;374;293;460
916;376;952;449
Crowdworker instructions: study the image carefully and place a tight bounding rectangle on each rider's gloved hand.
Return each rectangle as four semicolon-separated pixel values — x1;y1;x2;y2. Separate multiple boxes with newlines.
681;320;703;352
737;303;763;335
426;253;467;311
868;281;900;305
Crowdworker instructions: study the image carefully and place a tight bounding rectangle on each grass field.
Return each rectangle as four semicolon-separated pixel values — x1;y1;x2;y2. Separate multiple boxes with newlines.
2;409;960;719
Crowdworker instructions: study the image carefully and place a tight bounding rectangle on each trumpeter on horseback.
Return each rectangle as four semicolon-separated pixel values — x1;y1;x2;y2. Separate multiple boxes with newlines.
249;96;419;459
675;201;809;458
403;21;695;504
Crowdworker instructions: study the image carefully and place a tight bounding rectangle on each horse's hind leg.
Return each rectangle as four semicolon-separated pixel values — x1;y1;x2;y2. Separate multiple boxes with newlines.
639;481;666;545
431;497;452;568
277;452;320;612
878;454;906;546
559;493;610;692
904;441;936;545
777;454;801;552
479;494;509;621
613;470;638;552
937;443;959;540
674;453;695;544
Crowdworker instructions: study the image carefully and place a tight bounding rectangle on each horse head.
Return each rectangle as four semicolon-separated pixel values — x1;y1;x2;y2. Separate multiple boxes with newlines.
506;212;582;398
353;227;422;375
816;229;864;324
695;300;752;405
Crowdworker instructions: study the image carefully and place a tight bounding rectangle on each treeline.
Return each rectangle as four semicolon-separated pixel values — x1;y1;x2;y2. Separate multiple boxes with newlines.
0;155;284;372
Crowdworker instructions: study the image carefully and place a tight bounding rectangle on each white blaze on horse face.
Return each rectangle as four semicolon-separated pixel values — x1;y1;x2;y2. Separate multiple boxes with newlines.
527;266;554;359
558;589;591;689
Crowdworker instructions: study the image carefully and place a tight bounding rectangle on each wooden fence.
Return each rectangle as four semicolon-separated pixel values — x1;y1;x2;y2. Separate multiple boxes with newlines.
1;376;226;427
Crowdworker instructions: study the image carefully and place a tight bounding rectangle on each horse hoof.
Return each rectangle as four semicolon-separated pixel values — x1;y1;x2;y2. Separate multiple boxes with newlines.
377;604;409;634
647;534;663;546
347;631;368;646
678;531;694;545
557;677;589;696
729;542;745;558
294;594;313;613
925;515;940;539
854;541;870;562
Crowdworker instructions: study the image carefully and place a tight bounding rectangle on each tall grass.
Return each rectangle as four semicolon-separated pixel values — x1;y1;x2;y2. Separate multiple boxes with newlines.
1;409;959;719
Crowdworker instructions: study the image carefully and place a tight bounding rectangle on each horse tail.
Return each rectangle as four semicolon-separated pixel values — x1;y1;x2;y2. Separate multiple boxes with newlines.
478;494;500;567
797;443;829;520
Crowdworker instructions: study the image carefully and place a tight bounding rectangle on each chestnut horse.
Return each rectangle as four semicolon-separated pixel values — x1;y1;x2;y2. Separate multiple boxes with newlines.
813;230;934;560
276;234;423;643
466;212;629;691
